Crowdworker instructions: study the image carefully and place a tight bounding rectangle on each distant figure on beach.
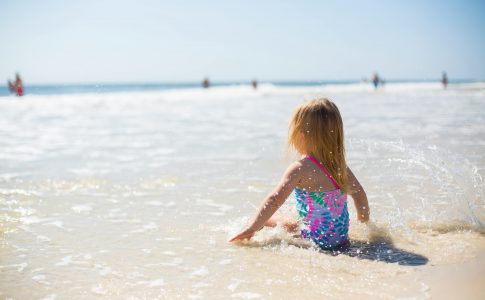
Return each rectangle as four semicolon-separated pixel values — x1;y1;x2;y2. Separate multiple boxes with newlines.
7;73;24;96
202;77;210;89
230;98;370;250
372;72;380;89
441;72;448;89
251;79;258;90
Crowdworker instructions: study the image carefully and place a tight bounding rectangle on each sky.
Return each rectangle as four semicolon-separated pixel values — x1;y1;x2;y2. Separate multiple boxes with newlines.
0;0;484;84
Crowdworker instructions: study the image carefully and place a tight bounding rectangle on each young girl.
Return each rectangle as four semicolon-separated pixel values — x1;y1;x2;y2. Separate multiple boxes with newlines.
230;98;369;250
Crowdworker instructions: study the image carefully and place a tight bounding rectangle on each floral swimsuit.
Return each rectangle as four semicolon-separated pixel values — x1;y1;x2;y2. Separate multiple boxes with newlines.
295;155;349;249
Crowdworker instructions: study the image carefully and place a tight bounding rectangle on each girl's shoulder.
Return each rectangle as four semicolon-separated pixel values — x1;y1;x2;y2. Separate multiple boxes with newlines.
296;156;317;170
292;156;335;179
285;158;314;176
281;159;310;185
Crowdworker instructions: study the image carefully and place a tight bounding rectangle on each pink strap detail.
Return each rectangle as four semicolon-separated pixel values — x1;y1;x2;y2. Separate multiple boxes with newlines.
305;155;340;189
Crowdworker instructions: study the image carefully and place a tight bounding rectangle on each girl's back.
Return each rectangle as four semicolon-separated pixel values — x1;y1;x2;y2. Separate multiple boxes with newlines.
295;155;349;249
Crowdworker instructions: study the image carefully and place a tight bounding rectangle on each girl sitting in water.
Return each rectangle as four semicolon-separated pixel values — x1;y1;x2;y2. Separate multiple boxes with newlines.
230;98;369;249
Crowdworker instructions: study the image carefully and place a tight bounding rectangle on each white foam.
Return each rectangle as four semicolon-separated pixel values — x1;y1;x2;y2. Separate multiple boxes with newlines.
36;235;51;242
167;257;184;266
193;281;210;288
14;206;37;216
227;281;241;292
20;216;52;225
196;198;233;214
146;201;164;206
131;222;159;233
71;204;93;213
135;277;165;288
1;262;28;272
32;274;46;281
231;292;262;299
219;259;232;265
32;274;50;285
55;256;73;266
163;237;182;242
45;220;70;230
190;266;209;277
147;277;165;287
91;284;107;295
165;201;175;207
95;264;112;276
31;267;44;273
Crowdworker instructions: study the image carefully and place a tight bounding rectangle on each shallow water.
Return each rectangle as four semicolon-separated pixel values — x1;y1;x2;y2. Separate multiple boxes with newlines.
1;82;485;299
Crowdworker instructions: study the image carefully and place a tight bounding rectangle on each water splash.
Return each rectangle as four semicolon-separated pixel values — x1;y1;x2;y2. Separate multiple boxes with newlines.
347;139;485;233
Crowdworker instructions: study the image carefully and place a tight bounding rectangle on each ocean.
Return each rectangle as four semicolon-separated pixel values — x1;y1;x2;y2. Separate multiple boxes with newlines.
1;81;484;299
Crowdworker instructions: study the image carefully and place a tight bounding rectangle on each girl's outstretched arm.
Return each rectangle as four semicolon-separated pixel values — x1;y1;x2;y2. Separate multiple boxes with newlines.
229;162;303;242
348;167;370;222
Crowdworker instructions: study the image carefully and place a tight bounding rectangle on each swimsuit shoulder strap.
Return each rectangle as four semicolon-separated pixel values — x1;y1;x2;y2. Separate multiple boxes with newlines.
304;155;340;189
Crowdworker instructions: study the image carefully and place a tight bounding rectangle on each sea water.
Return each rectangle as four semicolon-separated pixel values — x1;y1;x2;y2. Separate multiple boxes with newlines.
1;82;484;299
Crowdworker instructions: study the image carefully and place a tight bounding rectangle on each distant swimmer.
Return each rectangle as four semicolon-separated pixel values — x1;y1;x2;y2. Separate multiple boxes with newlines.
202;77;210;88
251;79;258;90
7;73;24;96
371;72;380;89
441;72;448;89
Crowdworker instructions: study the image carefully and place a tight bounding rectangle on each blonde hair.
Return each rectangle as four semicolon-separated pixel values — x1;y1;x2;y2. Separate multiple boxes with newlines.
288;98;348;192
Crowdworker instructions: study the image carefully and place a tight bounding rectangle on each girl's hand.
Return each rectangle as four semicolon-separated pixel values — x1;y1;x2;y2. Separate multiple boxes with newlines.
229;228;255;242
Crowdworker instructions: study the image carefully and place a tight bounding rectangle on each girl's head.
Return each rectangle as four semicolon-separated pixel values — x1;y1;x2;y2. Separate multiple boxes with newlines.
288;98;348;191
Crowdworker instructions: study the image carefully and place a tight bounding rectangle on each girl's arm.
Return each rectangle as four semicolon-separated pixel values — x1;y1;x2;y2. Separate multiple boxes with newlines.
348;167;370;222
229;162;303;242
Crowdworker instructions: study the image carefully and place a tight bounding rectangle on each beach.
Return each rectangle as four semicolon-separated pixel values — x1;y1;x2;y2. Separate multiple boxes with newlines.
1;82;485;299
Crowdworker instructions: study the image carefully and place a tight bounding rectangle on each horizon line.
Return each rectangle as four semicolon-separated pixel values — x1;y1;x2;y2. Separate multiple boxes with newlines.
3;78;484;87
